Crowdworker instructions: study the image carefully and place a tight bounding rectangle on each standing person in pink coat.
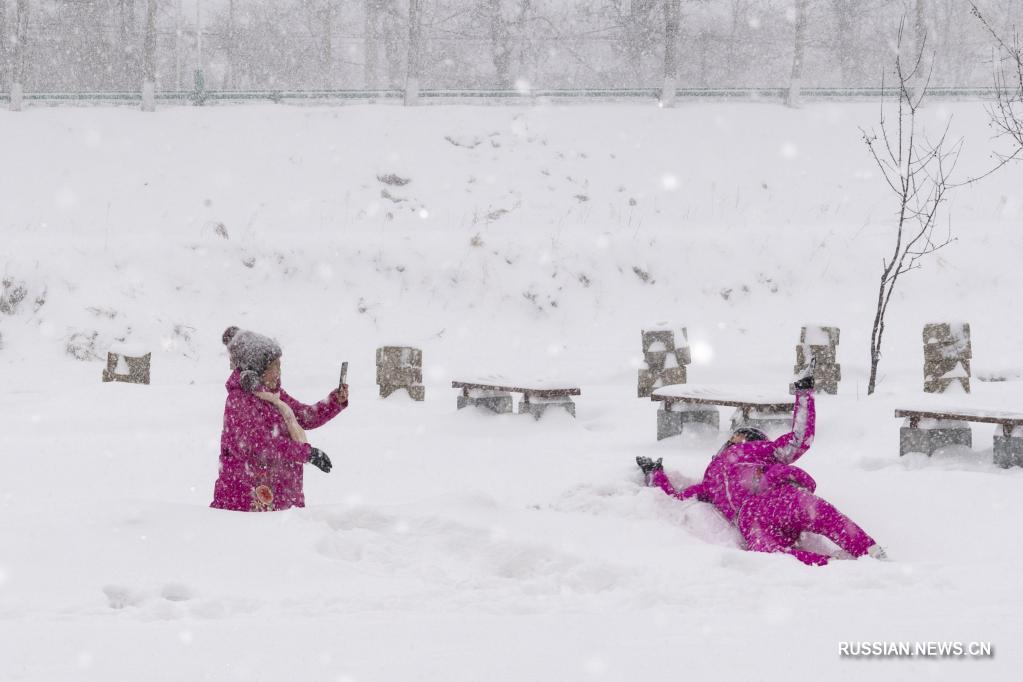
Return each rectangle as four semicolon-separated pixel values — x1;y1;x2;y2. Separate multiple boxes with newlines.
637;372;885;566
211;326;349;512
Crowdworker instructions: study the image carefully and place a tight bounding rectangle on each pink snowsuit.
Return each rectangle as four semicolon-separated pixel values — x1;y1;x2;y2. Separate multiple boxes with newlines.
211;369;347;512
651;390;876;565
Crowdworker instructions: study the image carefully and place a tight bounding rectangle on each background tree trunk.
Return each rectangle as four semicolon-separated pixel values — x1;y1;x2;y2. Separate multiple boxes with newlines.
10;0;27;111
404;0;421;105
832;0;854;87
224;0;235;90
661;0;681;106
119;0;138;91
364;0;381;89
323;0;334;90
141;0;156;111
488;0;512;89
786;0;808;107
0;0;8;92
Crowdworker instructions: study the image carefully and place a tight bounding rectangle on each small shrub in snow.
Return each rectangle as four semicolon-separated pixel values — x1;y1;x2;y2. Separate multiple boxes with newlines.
376;173;411;186
66;331;100;361
381;188;404;203
0;278;28;315
87;306;118;319
632;266;653;284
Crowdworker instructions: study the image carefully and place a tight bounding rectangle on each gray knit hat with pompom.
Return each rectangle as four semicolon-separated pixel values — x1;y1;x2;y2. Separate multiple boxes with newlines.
222;326;282;392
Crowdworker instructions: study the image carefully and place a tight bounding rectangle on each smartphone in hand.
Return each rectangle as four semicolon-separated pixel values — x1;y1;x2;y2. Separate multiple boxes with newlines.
339;361;348;388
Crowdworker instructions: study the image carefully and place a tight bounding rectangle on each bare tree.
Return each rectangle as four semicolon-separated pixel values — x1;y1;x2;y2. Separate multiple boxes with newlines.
0;1;7;92
786;0;808;106
486;0;512;88
322;0;335;89
831;0;854;87
971;3;1023;158
365;0;382;89
661;0;680;106
606;0;659;85
10;0;26;111
404;0;421;104
118;0;139;90
862;21;962;395
384;0;406;87
141;0;156;111
225;0;236;89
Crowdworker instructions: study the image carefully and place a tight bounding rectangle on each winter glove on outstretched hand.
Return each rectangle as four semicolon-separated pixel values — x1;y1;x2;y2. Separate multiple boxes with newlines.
793;357;816;392
636;456;663;476
309;447;332;473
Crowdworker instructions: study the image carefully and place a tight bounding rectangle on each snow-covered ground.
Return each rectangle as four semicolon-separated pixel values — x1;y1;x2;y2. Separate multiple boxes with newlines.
2;102;1023;680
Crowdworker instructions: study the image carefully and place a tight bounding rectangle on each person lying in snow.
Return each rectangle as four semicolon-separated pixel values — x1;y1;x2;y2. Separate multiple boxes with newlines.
211;326;348;512
636;371;885;566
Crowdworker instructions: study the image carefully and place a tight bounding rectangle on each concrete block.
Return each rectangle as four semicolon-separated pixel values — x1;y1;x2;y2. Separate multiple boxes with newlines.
993;435;1023;468
641;330;676;352
929;426;973;450
922;322;970;345
657;405;719;440
923;357;970;379
924;342;973;361
457;392;513;414
102;351;151;385
899;427;932;456
637;369;658;398
923;376;971;394
380;383;425;401
796;344;837;367
800;325;840;346
519;398;576;420
644;351;667;371
376;346;423;368
729;408;791;435
376;366;424;385
900;425;972;455
659;366;687;386
814;378;839;395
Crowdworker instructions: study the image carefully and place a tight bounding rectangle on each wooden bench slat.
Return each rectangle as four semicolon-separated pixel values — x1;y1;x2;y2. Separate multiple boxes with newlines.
895;408;1023;427
651;394;794;412
451;381;581;397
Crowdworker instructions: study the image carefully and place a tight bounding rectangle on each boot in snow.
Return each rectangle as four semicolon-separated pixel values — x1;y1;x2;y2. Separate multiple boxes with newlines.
867;544;889;561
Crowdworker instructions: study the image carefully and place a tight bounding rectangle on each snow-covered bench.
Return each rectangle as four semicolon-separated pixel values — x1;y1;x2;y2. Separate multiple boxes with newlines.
651;384;795;440
451;380;581;419
895;406;1023;467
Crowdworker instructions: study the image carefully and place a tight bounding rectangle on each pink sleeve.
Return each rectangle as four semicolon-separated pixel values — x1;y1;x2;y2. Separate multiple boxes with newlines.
764;464;817;492
769;390;815;464
279;389;346;430
651;470;709;502
224;393;311;465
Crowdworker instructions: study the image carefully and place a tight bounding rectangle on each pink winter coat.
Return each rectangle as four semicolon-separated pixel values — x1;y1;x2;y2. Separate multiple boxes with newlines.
654;390;816;523
211;369;347;512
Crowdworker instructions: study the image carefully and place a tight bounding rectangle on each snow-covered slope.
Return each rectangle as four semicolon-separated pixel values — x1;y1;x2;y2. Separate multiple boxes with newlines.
1;103;1022;680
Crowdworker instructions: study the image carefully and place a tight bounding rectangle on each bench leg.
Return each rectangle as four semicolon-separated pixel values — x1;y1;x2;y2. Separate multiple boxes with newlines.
657;404;719;440
458;392;513;414
520;397;576;420
993;432;1023;468
900;422;972;456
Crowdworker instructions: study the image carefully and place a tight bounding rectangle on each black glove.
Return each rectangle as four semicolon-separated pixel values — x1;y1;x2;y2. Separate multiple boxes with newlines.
793;357;816;391
636;456;663;476
793;373;815;391
309;447;332;473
